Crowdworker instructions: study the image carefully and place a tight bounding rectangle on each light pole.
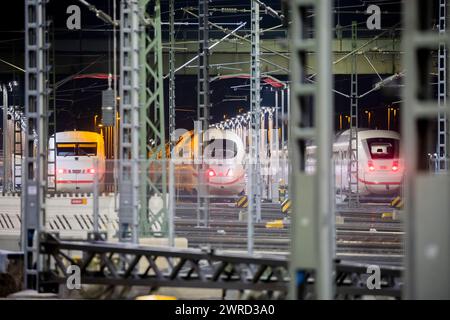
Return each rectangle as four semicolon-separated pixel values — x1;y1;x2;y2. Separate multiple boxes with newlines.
345;115;351;128
365;110;372;128
393;108;398;130
387;107;391;130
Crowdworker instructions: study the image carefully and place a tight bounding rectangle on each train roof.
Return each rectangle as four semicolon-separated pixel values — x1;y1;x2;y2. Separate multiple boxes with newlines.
176;128;241;145
335;129;400;143
50;131;104;142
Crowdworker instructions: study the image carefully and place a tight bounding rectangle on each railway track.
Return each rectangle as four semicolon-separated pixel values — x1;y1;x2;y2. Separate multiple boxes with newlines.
174;202;404;265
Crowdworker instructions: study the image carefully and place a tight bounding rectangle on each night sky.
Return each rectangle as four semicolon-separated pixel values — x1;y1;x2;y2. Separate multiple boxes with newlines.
0;0;405;140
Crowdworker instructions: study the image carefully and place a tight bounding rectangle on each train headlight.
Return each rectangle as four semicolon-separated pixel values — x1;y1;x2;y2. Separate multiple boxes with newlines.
392;161;399;172
58;168;64;174
88;168;96;174
207;169;216;177
368;160;375;172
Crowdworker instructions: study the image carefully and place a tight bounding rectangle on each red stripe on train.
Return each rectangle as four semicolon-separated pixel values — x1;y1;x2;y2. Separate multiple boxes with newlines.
56;180;94;184
357;178;401;185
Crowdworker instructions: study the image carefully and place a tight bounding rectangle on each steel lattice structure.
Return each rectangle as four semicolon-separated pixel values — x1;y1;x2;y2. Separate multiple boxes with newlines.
403;0;450;299
196;0;210;227
168;0;176;245
38;233;402;298
119;0;168;242
119;0;140;242
348;21;360;207
39;233;289;293
289;0;335;299
437;0;448;171
139;0;168;237
23;0;49;290
248;0;262;229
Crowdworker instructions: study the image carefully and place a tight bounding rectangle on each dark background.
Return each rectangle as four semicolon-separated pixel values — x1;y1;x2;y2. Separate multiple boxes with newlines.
0;0;405;138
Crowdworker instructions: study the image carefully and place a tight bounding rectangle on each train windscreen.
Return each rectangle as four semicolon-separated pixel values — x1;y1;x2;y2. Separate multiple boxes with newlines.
366;138;399;159
57;143;97;156
204;139;238;159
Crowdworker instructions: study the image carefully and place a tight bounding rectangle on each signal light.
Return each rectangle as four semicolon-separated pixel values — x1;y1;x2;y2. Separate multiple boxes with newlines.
207;169;216;177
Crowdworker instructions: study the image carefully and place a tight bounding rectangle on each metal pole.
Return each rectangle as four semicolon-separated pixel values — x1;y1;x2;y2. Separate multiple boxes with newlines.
47;21;57;193
247;154;254;254
289;0;334;300
196;0;210;228
403;0;450;299
280;88;286;187
260;111;266;201
438;0;448;171
23;0;49;290
316;0;334;298
249;0;262;224
267;108;274;200
168;0;176;246
139;0;168;237
13;96;23;192
138;0;148;237
119;0;140;243
2;85;10;193
274;91;280;201
348;21;360;207
113;0;119;199
93;158;99;234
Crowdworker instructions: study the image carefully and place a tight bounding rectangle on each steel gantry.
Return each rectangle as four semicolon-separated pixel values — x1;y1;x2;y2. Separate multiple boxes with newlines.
348;21;360;207
119;0;168;242
23;0;50;290
403;0;450;299
289;0;334;299
437;0;448;171
248;0;262;230
196;0;210;227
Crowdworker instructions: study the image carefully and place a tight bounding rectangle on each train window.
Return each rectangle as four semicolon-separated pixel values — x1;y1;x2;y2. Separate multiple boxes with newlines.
366;138;399;159
78;143;97;156
56;143;97;156
56;143;76;156
204;139;237;159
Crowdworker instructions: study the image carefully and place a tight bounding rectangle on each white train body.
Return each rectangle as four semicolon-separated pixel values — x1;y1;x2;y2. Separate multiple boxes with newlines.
307;129;404;196
49;131;105;193
172;128;246;196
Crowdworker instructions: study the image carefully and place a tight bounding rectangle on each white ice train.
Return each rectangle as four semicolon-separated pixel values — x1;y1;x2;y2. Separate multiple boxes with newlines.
49;131;106;193
306;129;404;195
48;129;245;195
168;128;246;196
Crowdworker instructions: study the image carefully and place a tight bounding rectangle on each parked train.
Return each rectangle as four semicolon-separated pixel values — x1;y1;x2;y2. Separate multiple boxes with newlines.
47;129;246;196
49;131;106;193
161;128;247;196
306;129;404;195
